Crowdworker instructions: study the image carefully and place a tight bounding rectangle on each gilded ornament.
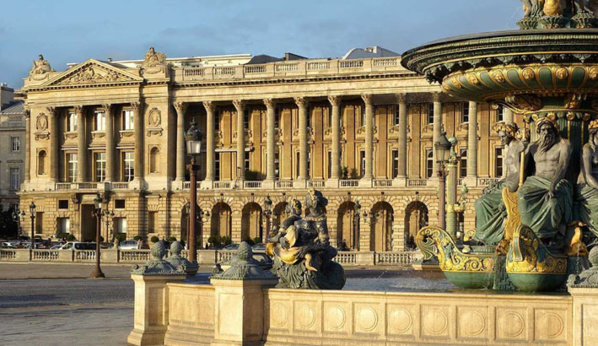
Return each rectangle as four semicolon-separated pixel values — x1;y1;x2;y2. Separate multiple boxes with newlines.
555;67;569;80
491;70;506;83
506;225;568;275
588;67;598;80
566;112;576;121
522;68;535;80
467;73;480;85
450;76;463;89
583;113;593;121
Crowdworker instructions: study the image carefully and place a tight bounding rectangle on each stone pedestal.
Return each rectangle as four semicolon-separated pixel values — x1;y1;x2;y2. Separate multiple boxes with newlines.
210;278;278;346
570;287;598;346
127;274;187;346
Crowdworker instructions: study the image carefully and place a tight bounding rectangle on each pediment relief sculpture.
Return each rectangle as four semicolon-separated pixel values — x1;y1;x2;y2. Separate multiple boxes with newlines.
142;47;167;75
55;64;134;86
29;54;55;80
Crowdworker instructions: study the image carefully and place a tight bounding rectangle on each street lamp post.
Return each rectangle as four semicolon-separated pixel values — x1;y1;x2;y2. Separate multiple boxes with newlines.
29;202;36;260
353;200;361;251
104;210;114;245
185;120;203;265
264;195;273;241
434;132;452;232
90;193;105;278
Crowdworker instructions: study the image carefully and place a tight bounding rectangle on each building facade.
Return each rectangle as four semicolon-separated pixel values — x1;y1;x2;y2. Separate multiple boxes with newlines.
18;48;517;251
0;84;25;212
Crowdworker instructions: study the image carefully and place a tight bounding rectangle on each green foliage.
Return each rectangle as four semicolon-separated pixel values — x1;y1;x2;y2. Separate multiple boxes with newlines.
208;235;220;246
168;236;177;242
221;236;232;245
349;168;359;179
245;170;261;181
115;233;126;242
133;235;142;241
252;237;262;244
150;236;160;243
57;233;69;239
99;236;104;242
242;237;255;246
66;234;76;241
341;166;349;179
0;208;18;239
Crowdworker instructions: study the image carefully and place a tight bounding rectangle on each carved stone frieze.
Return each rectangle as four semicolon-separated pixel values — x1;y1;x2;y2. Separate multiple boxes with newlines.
54;63;135;85
34;113;50;140
147;107;163;137
141;47;167;75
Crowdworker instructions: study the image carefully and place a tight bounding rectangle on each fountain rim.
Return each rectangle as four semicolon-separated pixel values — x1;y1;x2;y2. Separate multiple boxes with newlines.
401;28;598;75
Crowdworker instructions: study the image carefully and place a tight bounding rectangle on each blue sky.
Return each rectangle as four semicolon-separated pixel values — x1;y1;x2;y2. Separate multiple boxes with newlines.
0;0;520;88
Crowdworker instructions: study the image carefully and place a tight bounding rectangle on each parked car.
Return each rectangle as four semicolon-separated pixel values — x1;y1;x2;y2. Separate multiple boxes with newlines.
118;240;138;250
59;242;96;250
223;243;239;250
251;243;266;252
1;242;16;249
213;252;273;274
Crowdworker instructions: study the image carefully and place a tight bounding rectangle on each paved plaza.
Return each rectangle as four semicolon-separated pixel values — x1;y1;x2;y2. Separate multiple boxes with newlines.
0;263;453;345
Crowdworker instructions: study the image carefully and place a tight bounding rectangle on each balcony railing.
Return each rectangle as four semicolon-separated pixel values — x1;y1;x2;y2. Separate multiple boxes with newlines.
244;181;262;189
308;180;326;188
112;182;129;189
407;179;428;187
275;180;294;188
477;178;500;186
214;181;233;189
373;179;393;187
178;57;407;82
339;180;359;188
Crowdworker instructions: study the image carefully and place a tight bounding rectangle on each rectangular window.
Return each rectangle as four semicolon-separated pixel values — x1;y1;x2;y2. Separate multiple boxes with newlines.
392;149;399;178
148;212;157;233
327;107;332;128
215;112;220;131
35;212;43;234
243;110;249;128
68;112;78;132
462;103;469;124
274;108;280;129
57;218;70;234
95;111;106;131
327;151;332;179
11;137;20;152
215;153;220;181
95;152;106;182
495;147;504;177
115;199;126;209
114;218;127;235
58;200;69;209
307;108;312;129
497;105;504;122
123;109;134;130
427;103;434;124
123;152;134;182
244;151;250;172
460;148;468;178
10;168;20;190
296;151;300;179
361;106;366;127
426;148;434;179
67;153;78;183
394;106;400;126
360;151;366;178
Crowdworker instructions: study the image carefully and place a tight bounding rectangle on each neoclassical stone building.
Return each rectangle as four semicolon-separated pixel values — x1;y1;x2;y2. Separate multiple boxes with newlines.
18;48;516;251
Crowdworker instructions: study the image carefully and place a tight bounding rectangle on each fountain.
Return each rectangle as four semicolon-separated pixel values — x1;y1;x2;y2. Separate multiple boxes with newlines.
402;1;598;292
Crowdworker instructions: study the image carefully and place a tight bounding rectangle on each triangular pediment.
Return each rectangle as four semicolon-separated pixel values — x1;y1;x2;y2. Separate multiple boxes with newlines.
43;59;143;87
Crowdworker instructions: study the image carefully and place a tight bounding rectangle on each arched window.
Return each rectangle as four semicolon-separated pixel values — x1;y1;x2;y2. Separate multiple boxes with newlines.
38;150;47;176
149;147;160;173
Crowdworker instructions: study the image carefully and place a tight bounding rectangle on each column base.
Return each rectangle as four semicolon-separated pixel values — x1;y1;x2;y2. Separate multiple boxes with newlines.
172;178;186;190
129;179;146;190
200;180;213;189
462;176;479;187
261;180;276;189
325;179;339;188
358;178;372;188
392;176;407;187
293;179;307;189
428;176;440;187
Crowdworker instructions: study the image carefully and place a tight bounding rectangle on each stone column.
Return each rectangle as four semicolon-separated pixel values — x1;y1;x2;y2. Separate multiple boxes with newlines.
234;100;246;184
48;107;59;183
264;98;276;188
295;97;308;188
104;104;115;183
173;102;187;185
76;106;87;183
504;107;514;124
24;108;31;184
132;102;145;188
432;93;443;183
396;93;408;186
203;101;215;188
464;101;478;187
360;94;373;187
327;95;341;188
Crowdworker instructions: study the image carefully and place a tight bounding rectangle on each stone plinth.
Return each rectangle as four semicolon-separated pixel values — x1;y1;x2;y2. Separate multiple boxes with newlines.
127;274;187;346
210;278;278;345
569;287;598;346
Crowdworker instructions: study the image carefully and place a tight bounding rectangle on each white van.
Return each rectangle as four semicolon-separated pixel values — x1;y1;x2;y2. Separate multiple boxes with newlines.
59;242;96;250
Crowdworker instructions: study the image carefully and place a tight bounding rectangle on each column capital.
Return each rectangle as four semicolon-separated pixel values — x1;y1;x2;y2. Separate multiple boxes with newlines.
233;99;246;112
203;100;215;113
73;105;84;115
361;94;373;104
24;106;31;119
294;97;307;108
396;93;408;104
264;98;276;109
131;102;143;111
102;104;112;112
328;95;341;107
173;102;187;115
432;92;443;103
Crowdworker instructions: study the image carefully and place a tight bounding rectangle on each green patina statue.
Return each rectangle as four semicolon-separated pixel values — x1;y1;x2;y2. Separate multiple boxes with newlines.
266;189;345;289
474;123;526;246
575;120;598;246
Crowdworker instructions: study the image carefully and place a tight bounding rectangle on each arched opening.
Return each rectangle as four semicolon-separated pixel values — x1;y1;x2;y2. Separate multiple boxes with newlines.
404;201;429;250
241;202;263;242
38;150;47;176
149;147;160;173
211;202;232;239
273;201;288;228
337;201;357;251
370;202;393;252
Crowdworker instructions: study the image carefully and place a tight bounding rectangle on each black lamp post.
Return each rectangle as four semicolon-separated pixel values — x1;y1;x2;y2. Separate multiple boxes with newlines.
353;201;361;251
104;210;114;245
29;202;36;260
185;120;203;265
90;193;105;278
264;195;273;241
435;131;452;230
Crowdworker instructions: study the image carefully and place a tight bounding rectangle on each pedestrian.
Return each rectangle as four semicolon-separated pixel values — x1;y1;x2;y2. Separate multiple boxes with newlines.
137;238;143;250
113;237;120;250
